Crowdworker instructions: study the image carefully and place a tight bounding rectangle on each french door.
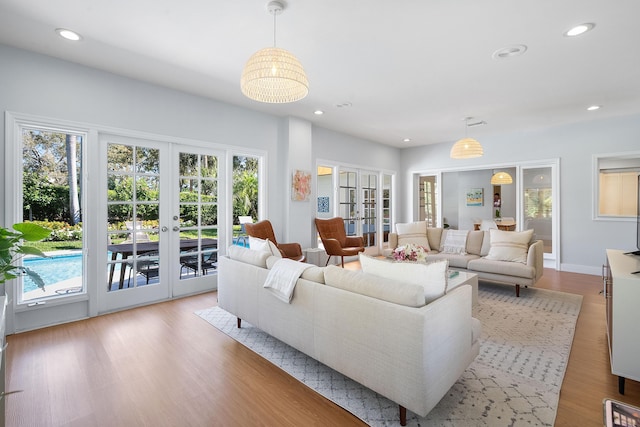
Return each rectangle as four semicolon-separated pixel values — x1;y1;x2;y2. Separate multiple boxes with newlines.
338;168;379;255
100;135;222;313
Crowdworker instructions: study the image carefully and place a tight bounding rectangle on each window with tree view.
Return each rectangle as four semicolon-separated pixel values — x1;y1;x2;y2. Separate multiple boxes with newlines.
21;128;84;302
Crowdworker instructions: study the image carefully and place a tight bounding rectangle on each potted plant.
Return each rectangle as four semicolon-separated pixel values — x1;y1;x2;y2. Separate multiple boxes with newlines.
0;222;52;291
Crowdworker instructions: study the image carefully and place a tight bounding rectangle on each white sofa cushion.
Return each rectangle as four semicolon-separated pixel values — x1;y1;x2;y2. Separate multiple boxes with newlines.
324;265;426;307
396;221;431;250
227;245;271;268
249;236;282;257
484;229;534;264
359;254;448;303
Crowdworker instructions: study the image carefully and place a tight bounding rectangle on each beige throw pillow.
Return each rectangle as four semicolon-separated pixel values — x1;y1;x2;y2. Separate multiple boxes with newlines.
484;229;534;264
359;254;448;303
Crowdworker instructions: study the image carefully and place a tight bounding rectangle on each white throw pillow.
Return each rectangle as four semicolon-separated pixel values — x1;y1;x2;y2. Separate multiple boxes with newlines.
248;237;282;258
484;229;534;264
359;254;448;303
439;229;469;254
395;221;431;250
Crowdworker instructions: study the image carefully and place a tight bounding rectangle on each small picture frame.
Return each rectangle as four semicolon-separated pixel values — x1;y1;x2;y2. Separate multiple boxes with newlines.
466;188;484;206
291;169;311;201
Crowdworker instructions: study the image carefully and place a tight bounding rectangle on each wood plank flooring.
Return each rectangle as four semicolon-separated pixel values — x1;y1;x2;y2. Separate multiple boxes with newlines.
5;266;640;426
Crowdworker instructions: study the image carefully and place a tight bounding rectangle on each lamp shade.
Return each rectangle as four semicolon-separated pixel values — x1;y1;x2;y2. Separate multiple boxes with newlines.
450;137;484;159
491;172;513;185
241;47;309;103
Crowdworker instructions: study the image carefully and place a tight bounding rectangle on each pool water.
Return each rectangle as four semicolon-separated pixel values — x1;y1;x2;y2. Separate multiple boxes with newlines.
23;253;83;292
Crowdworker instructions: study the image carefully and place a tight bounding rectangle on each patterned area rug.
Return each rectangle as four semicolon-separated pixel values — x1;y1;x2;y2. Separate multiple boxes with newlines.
196;283;582;426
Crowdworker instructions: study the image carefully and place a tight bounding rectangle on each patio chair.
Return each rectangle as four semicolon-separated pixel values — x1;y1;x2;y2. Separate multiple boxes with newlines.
314;217;365;267
180;248;218;277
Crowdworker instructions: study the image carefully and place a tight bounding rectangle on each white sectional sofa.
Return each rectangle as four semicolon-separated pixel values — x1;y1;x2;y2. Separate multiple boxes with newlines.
217;246;481;425
386;221;544;297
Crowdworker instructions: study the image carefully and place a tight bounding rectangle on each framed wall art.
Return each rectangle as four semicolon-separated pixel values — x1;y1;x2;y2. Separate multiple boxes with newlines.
466;188;484;206
291;169;311;201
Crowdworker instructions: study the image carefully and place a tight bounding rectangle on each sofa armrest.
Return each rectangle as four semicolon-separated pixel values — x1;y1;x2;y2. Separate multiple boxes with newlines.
388;232;398;249
527;240;544;283
344;236;365;247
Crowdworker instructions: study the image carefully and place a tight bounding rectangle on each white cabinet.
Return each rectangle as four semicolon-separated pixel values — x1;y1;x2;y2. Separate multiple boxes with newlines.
604;249;640;394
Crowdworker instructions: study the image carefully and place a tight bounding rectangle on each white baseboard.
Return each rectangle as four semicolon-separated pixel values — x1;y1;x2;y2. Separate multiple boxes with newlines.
559;263;602;277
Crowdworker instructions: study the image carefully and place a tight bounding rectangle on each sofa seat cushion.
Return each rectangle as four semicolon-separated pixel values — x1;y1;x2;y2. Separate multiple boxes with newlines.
324;265;426;307
467;258;536;279
426;253;480;269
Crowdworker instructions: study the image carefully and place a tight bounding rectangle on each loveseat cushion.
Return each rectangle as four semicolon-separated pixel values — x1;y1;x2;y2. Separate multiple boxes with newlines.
467;257;536;279
324;265;426;307
426;253;480;269
396;221;431;250
359;254;448;303
227;245;270;268
484;229;534;263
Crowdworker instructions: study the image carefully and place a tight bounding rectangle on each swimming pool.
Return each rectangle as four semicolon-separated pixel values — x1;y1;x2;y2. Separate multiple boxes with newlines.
23;253;83;293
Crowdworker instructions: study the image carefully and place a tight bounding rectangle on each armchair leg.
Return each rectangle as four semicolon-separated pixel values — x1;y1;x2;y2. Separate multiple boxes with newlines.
325;256;332;266
340;256;344;268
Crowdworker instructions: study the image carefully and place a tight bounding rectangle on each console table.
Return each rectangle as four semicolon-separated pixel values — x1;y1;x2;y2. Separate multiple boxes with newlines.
603;249;640;394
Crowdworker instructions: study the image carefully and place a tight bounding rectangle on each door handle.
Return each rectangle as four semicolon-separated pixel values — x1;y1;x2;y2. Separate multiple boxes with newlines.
172;226;180;232
161;226;168;232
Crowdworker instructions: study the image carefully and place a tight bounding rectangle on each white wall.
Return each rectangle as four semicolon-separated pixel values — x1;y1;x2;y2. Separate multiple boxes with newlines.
0;44;400;252
400;115;640;274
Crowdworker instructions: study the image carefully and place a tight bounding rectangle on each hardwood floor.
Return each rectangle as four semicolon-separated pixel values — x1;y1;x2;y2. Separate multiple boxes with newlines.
5;266;640;426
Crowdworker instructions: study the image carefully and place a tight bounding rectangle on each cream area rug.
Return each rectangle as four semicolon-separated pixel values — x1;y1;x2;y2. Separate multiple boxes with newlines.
196;283;582;426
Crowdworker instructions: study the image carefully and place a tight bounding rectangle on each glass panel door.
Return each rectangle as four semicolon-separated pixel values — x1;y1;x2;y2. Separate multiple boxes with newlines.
102;136;170;312
522;165;557;264
175;146;222;296
338;169;358;238
360;171;378;253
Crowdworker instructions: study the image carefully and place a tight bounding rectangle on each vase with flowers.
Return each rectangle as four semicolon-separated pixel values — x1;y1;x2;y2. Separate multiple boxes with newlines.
392;243;429;262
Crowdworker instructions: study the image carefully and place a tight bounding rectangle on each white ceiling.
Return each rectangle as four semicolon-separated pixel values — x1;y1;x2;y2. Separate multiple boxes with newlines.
1;0;638;148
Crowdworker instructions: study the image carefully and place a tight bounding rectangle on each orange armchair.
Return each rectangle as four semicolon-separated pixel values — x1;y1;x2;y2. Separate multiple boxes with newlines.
244;220;306;262
314;217;365;267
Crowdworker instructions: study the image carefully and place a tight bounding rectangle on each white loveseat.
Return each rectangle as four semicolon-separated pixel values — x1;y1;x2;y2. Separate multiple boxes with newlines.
217;246;481;425
386;221;544;297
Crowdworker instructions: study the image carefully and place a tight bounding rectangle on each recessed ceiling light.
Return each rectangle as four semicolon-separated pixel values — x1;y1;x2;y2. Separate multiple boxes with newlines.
403;138;411;143
564;23;595;37
492;44;527;60
56;28;82;41
587;105;601;111
335;102;352;108
314;110;324;115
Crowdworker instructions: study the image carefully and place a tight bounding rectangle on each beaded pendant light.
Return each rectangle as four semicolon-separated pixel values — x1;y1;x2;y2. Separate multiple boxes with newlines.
241;1;309;104
450;117;484;159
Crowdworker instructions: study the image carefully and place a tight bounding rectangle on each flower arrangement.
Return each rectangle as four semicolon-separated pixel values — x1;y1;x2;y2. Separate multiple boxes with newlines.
392;243;429;262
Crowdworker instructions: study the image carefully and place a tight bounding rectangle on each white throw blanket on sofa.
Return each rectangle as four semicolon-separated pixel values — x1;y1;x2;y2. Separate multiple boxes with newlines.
264;258;312;303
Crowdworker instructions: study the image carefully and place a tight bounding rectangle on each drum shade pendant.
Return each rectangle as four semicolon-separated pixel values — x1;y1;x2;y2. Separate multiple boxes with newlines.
450;117;484;159
241;1;309;103
491;171;513;184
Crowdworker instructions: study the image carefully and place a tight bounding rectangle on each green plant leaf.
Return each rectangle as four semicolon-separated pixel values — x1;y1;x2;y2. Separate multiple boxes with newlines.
22;267;46;291
13;223;52;241
17;246;48;258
